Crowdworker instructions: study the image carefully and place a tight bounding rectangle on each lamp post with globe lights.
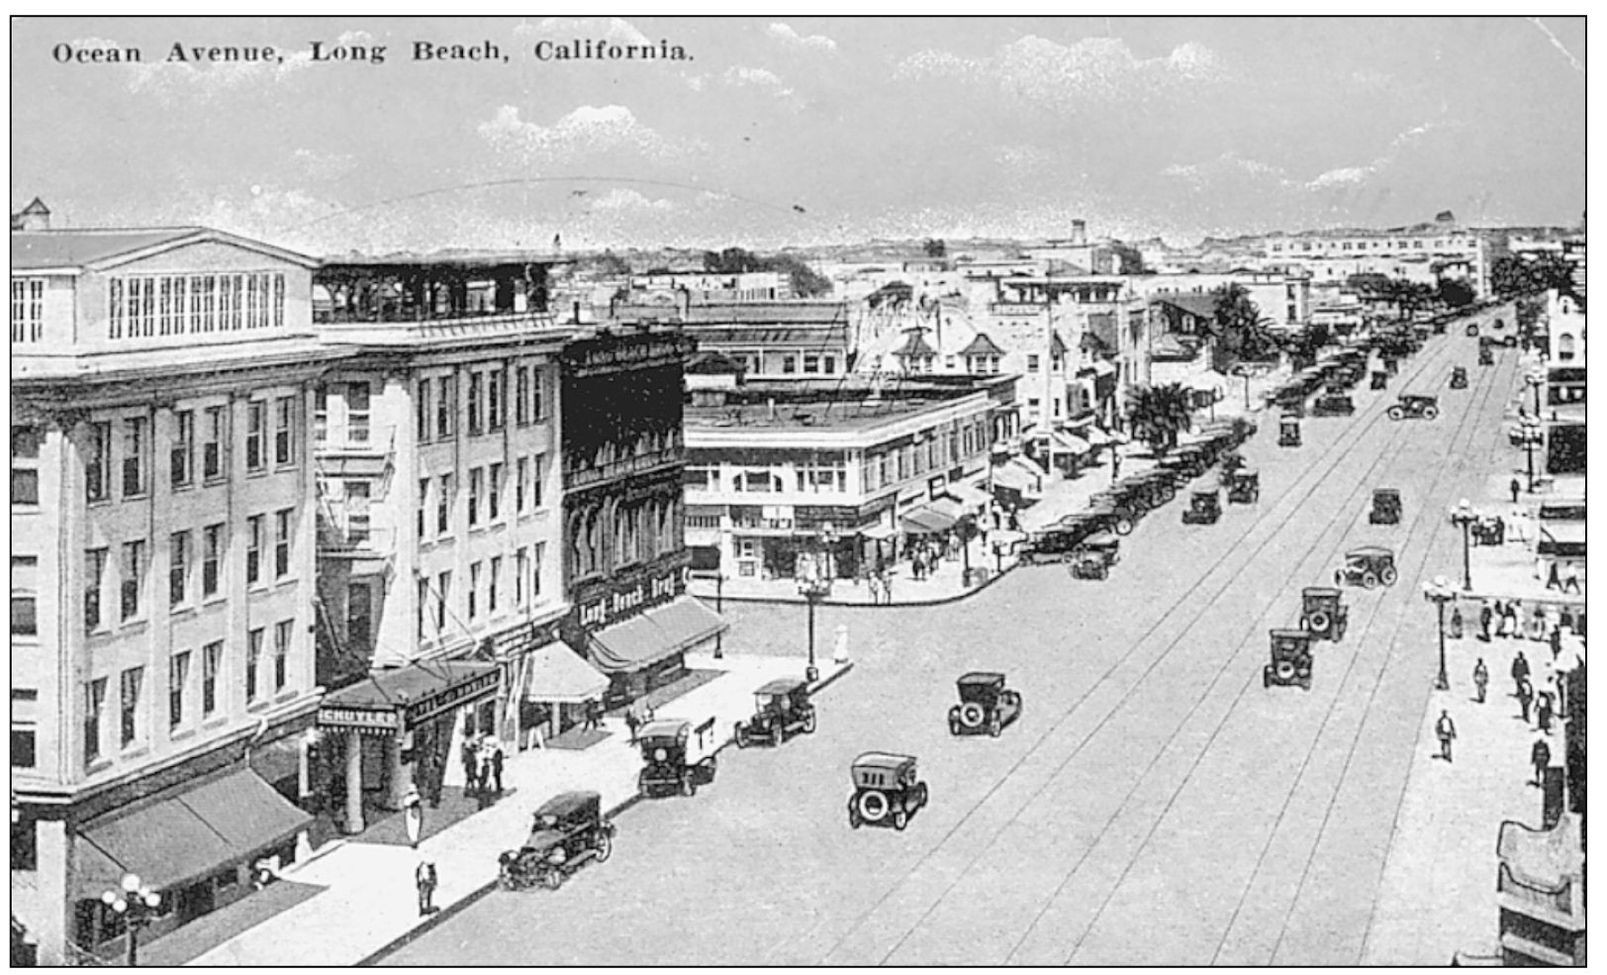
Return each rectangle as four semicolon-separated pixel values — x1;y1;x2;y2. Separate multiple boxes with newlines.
1423;576;1457;692
101;873;160;966
1519;418;1544;494
795;522;837;683
1449;499;1478;592
1525;370;1544;417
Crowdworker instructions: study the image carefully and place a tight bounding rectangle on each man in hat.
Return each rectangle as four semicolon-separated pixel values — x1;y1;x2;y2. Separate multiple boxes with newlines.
1530;738;1552;788
1511;649;1531;695
1472;657;1489;704
1435;710;1457;763
415;861;438;916
1478;600;1494;642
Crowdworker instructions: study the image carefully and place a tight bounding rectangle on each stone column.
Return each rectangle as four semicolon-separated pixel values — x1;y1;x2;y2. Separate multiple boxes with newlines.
384;731;409;811
344;729;365;834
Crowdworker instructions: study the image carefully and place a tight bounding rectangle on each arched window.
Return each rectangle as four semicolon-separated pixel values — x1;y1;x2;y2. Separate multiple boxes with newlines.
1558;333;1576;361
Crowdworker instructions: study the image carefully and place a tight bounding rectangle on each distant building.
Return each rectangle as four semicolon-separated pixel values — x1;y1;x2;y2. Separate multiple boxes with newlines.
1263;223;1490;297
609;299;854;379
1543;290;1585;478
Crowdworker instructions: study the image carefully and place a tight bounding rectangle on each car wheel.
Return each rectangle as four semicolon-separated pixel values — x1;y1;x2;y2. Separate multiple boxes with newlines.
893;808;909;831
1333;569;1346;587
637;772;649;798
802;709;817;734
948;716;961;736
1308;610;1330;635
1298;614;1311;631
734;723;750;749
958;702;985;729
849;804;862;829
988;714;1002;738
1381;566;1399;586
594;832;613;863
1387;406;1405;421
1263;669;1272;689
1276;660;1296;681
1114;516;1134;536
915;782;929;810
858;790;889;823
1361;571;1379;591
540;868;563;891
1424;406;1440;420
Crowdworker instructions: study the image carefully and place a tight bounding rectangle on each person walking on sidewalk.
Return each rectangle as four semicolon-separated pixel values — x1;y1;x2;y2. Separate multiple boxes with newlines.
1510;477;1521;504
1473;658;1489;703
1493;600;1510;638
1435;710;1458;763
1563;561;1582;595
1549;623;1563;661
490;740;505;796
460;736;478;797
402;784;424;850
1530;738;1552;787
1517;676;1535;724
1537;692;1555;735
881;571;894;603
625;704;642;744
415;861;438;917
866;573;881;606
1545;560;1563;592
1511;650;1530;695
1479;600;1494;642
1505;600;1522;637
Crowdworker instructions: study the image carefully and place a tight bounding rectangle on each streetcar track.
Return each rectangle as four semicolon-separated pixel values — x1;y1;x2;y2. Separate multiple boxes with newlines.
805;327;1457;964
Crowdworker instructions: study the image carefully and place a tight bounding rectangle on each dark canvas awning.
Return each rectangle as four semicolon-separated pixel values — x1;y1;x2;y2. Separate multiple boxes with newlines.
76;769;311;898
1538;524;1586;559
319;661;499;731
901;503;959;534
589;596;729;674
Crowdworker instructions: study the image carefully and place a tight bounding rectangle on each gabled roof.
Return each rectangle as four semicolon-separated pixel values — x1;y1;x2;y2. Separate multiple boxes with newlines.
958;332;1005;356
12;227;319;272
895;331;937;357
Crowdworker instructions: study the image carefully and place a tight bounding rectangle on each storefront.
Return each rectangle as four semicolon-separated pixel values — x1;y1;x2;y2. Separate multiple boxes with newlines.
587;595;729;705
509;640;611;748
317;661;499;834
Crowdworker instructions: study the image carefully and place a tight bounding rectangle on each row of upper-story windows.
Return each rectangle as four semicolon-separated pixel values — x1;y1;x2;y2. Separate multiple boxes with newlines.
413;365;547;444
108;272;286;340
10;278;44;344
415;453;548;541
1269;238;1477;254
416;542;545;643
67;397;301;506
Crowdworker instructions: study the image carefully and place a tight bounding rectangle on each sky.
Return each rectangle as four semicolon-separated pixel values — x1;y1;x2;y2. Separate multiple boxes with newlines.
10;16;1587;254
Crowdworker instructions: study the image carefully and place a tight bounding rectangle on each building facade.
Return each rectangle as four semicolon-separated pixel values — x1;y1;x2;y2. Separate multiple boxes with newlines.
11;223;334;962
1263;223;1490;297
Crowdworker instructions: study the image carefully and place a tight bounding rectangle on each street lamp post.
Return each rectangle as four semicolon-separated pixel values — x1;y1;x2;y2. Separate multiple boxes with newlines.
1520;418;1543;494
1423;576;1456;692
1525;372;1543;417
713;573;724;659
1449;499;1478;592
101;873;160;966
795;522;836;683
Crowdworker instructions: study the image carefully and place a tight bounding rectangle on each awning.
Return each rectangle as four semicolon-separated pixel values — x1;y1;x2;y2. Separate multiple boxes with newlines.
859;523;898;541
523;640;609;704
320;661;499;731
1083;427;1115;447
945;483;991;509
76;769;312;898
901;504;958;534
1538;523;1586;558
991;464;1038;493
589;596;729;674
1048;431;1091;455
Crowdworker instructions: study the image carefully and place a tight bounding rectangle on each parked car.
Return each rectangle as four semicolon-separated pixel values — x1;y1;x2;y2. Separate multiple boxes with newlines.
1334;546;1400;590
1017;525;1090;565
1278;414;1302;448
1299;586;1350;642
1264;629;1315;691
947;672;1023;737
497;791;615;891
847;752;928;831
1311;393;1356;417
1181;489;1222;525
1226;469;1261;504
1387;394;1440;421
1479;346;1495;366
1369;487;1402;525
1067;532;1121;580
637;718;719;798
1450;366;1468;389
734;678;816;748
1085;494;1140;535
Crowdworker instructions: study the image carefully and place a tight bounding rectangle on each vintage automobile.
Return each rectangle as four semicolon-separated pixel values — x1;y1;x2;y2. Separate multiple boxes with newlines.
1370;370;1389;390
1278;414;1302;448
1386;394;1440;421
947;672;1023;737
1334;546;1400;590
1086;493;1141;534
1017;526;1090;566
497;791;615;891
1299;586;1350;642
1311;392;1356;417
1181;489;1222;525
1382;355;1401;376
1271;386;1307;417
1450;366;1468;389
1431;317;1448;335
1122;471;1178;510
1478;345;1495;366
1264;629;1315;691
1067;532;1121;580
734;678;817;748
1369;487;1402;525
1465;321;1480;337
637;718;719;798
1227;468;1261;504
848;752;929;831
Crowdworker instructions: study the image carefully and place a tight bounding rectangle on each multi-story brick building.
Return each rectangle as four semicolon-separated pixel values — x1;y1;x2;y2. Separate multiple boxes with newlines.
11;216;337;962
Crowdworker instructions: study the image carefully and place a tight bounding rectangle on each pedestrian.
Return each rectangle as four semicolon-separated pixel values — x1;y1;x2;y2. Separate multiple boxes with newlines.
1472;658;1489;703
1435;709;1457;763
1517;677;1534;723
460;736;478;796
1492;600;1509;637
1510;477;1521;504
1508;507;1529;544
1511;650;1530;695
415;861;438;917
1448;606;1465;640
1505;600;1521;636
832;623;850;665
1545;560;1562;591
1537;692;1554;734
1563;561;1582;595
881;571;894;603
1493;515;1505;546
625;704;641;744
589;698;603;731
1549;621;1563;660
490;740;505;795
402;783;424;849
1479;600;1494;642
1530;738;1552;787
1009;509;1021;532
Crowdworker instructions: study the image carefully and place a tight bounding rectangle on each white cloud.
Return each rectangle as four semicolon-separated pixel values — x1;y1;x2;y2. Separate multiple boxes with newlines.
1307;166;1374;190
477;104;701;164
766;23;838;53
896;35;1225;106
515;17;651;46
587;188;676;212
722;65;784;89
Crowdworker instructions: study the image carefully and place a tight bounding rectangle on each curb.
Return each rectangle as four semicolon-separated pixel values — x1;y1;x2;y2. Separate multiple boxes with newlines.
356;662;857;967
690;564;1019;609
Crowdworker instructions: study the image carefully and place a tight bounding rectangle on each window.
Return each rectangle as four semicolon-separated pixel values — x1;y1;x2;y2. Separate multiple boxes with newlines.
468;562;481;619
515;548;528;606
246;515;263;584
468;372;483;436
438;474;451;534
274;396;295;466
803;355;821;374
488;463;502;520
169;531;189;607
85;421;111;503
515;367;530;425
119;667;142;747
203;406;225;480
416;378;431;442
781;355;797;374
245;401;266;472
12;424;40;505
346;382;370;443
11;277;44;343
202;642;221;716
11;728;36;769
120;540;144;621
120;417;148;497
345;481;370;544
11;556;38;637
171;410;193;487
824;356;837;375
515;457;529;513
169;652;189;729
468;468;482;527
85;548;107;631
436;375;454;439
274;620;291;691
203;524;222;597
436;572;451;630
530;370;544;422
246;628;263;703
84;678;107;764
1027;354;1040;372
531;543;544;598
314;388;328;444
417;477;430;539
488;368;504;430
488;556;501;613
532;454;545;508
417;579;429;641
274;508;292;578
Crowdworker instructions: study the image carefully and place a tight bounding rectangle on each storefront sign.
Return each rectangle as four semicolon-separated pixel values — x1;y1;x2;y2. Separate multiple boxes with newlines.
318;707;401;731
406;670;501;727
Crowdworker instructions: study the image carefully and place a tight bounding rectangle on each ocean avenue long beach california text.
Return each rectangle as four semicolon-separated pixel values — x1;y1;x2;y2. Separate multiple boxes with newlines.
51;36;693;66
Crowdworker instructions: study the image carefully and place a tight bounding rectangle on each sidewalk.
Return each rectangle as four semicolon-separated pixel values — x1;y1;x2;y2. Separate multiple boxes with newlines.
179;652;853;967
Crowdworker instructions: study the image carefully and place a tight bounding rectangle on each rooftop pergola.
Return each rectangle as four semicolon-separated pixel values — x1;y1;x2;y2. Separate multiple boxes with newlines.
314;253;567;323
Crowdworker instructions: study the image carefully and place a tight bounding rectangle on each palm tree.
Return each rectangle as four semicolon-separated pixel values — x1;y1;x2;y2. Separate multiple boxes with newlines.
1126;382;1194;454
1207;284;1278;371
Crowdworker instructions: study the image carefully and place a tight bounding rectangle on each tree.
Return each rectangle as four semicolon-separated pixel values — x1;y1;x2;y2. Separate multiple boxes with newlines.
1206;284;1278;370
922;238;947;258
703;247;764;274
766;254;832;297
1491;252;1578;299
594;249;631;277
1126;383;1195;454
1436;276;1476;309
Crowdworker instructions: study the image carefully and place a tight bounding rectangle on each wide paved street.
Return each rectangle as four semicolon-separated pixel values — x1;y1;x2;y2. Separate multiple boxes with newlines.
387;311;1518;966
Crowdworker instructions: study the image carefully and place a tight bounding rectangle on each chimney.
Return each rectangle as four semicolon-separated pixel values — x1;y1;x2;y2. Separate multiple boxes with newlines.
1070;220;1087;246
12;197;50;231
